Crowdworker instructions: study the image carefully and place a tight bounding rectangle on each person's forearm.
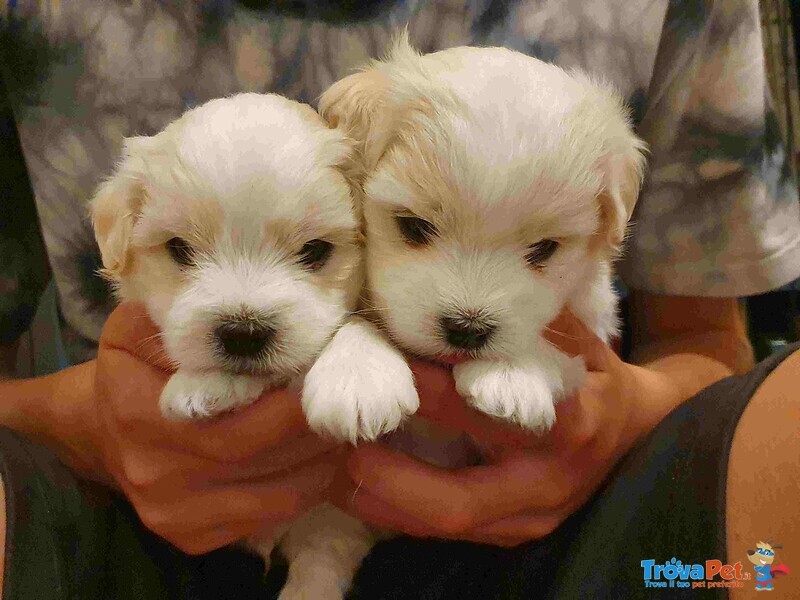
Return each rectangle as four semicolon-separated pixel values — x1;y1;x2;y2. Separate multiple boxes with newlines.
629;291;754;374
0;361;109;483
625;291;755;433
627;332;748;430
636;328;752;388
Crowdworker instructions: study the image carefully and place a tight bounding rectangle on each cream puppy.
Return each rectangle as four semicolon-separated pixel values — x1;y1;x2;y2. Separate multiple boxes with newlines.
320;37;646;434
92;92;416;428
91;93;407;598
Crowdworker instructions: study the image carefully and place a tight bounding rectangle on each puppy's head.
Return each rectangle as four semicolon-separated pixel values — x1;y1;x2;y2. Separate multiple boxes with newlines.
92;93;361;377
321;37;645;360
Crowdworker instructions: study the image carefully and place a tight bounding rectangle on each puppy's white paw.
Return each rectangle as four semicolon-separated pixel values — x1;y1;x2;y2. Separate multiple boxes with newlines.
160;371;266;420
302;318;419;443
453;352;584;432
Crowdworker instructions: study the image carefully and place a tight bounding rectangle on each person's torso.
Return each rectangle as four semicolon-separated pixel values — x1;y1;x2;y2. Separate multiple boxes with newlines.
1;0;668;361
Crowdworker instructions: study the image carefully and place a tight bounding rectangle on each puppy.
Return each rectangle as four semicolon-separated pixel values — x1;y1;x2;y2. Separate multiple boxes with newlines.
320;36;646;434
91;93;410;598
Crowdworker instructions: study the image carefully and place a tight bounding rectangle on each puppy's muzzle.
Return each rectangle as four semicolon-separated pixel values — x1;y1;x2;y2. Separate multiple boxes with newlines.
215;319;276;358
439;315;496;351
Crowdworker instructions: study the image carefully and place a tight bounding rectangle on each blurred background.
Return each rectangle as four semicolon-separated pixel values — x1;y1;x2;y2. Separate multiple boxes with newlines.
750;0;800;358
2;0;800;376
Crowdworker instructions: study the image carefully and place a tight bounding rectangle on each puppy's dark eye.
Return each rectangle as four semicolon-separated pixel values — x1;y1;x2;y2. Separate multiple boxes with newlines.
396;215;436;246
525;239;559;267
298;239;333;271
166;237;195;267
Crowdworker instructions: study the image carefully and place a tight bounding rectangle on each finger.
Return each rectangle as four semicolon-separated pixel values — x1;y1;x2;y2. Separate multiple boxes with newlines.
468;474;606;545
99;302;314;460
406;360;460;416
191;433;342;487
331;468;467;539
99;347;312;462
338;483;453;538
461;392;591;456
172;517;286;555
346;443;589;529
130;450;342;542
338;484;543;547
100;303;175;372
409;361;479;430
409;360;595;451
111;433;340;491
177;387;312;460
523;387;600;452
469;511;567;543
409;361;537;448
342;447;605;547
542;309;610;371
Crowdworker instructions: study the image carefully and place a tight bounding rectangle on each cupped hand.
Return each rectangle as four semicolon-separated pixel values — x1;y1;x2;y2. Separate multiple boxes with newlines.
332;311;675;546
94;303;344;554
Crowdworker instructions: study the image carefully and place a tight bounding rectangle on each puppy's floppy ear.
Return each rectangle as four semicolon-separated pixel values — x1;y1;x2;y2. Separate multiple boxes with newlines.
319;68;394;175
595;132;647;250
91;175;143;280
91;137;149;279
319;32;420;174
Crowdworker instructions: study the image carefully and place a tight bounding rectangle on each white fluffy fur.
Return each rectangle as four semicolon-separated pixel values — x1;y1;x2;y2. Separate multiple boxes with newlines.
91;93;381;599
92;93;365;415
303;316;419;443
320;36;646;431
90;37;647;596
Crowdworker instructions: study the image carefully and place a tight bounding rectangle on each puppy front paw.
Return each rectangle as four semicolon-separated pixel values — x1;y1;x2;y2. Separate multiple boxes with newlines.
453;352;585;432
160;371;267;420
302;319;419;443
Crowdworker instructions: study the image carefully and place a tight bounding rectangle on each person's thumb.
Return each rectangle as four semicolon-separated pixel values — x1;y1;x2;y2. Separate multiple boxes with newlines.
541;309;610;372
99;302;175;372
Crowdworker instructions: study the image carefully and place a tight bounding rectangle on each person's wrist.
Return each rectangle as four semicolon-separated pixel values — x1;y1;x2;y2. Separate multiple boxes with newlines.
49;361;110;483
620;363;683;446
9;361;111;484
0;371;52;436
624;330;748;444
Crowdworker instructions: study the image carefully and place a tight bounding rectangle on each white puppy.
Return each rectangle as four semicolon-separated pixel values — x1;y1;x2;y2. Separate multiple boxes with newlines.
320;36;646;434
91;93;404;599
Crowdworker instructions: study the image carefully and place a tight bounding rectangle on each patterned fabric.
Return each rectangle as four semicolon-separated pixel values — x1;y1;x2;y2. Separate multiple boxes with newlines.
0;63;49;345
0;0;798;363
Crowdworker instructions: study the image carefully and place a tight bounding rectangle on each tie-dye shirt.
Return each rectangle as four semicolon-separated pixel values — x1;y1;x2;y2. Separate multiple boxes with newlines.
1;0;799;363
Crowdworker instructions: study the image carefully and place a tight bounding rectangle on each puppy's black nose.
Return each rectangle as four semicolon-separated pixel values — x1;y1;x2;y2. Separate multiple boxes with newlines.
215;321;275;357
440;316;495;350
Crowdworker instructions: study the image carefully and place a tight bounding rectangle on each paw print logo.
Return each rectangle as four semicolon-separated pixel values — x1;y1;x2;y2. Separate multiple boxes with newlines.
660;558;684;581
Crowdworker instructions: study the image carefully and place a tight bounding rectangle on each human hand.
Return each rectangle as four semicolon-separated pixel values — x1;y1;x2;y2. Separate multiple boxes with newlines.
94;303;344;553
333;311;677;546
